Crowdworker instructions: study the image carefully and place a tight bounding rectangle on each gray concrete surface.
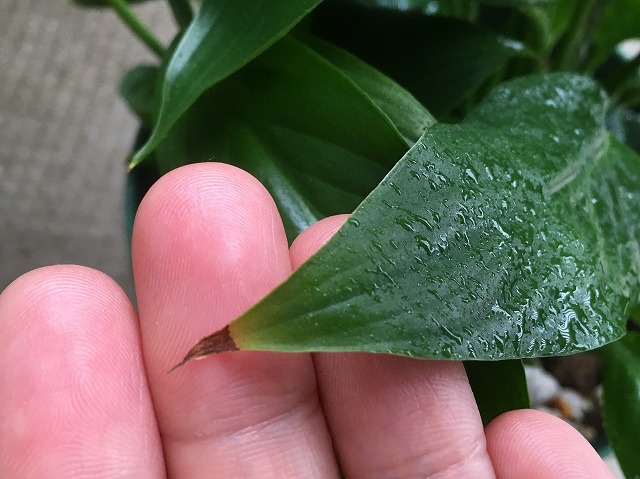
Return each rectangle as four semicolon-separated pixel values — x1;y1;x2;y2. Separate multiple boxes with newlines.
0;0;174;300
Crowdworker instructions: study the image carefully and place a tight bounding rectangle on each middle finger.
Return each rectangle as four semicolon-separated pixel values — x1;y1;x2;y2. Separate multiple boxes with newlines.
291;216;496;478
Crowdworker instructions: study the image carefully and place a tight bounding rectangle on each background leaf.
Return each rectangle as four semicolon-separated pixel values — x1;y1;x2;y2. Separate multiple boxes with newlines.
302;36;436;144
520;0;580;54
119;64;159;127
310;3;532;117
602;332;640;479
130;0;323;167
464;360;530;426
183;73;640;362
588;0;640;71
156;36;427;240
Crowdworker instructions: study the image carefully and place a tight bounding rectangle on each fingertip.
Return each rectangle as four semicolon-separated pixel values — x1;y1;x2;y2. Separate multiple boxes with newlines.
0;266;141;404
290;214;349;269
136;162;271;220
134;162;283;272
131;163;336;477
132;162;291;373
0;265;162;477
0;265;134;344
486;409;614;479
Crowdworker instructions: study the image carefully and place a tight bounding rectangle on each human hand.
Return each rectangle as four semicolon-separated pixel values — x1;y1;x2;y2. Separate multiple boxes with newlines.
0;163;614;478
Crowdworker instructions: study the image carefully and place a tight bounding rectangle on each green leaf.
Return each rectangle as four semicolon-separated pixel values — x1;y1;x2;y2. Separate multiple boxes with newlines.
301;36;436;144
311;4;531;117
119;64;159;127
167;0;193;29
521;0;580;53
588;0;640;71
465;360;530;426
602;332;640;479
130;0;323;168
178;73;640;365
156;36;419;240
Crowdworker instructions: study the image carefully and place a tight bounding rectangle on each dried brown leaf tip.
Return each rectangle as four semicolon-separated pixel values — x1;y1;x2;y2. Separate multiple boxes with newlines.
168;325;238;373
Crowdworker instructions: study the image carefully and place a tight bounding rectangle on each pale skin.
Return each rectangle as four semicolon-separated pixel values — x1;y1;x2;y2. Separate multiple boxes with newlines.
0;163;614;478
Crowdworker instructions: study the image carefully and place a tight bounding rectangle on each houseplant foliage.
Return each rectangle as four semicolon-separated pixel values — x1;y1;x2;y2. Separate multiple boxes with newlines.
76;0;640;474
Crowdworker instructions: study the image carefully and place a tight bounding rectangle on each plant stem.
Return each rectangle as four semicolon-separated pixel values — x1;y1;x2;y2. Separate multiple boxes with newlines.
167;0;194;30
108;0;164;57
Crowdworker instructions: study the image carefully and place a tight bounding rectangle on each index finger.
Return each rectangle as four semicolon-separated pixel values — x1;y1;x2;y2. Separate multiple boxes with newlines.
132;163;339;478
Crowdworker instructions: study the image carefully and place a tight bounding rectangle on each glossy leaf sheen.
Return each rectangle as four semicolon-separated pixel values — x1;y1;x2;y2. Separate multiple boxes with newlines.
195;73;640;360
156;36;416;240
464;360;530;426
130;0;322;167
602;333;640;478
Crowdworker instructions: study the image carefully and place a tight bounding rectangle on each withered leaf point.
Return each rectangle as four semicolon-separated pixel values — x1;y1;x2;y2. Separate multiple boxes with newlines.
168;325;238;372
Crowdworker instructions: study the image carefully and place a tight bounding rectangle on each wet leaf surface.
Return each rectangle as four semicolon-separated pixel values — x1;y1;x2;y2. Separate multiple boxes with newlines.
179;73;640;364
